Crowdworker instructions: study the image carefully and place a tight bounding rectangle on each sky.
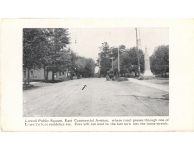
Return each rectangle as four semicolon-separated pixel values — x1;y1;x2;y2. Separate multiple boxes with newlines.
68;27;169;61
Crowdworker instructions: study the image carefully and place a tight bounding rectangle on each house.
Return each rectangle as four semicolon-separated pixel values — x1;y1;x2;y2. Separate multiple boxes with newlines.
23;66;70;82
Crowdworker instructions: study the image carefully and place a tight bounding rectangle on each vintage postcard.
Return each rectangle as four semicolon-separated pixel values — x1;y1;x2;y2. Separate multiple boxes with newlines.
0;19;194;131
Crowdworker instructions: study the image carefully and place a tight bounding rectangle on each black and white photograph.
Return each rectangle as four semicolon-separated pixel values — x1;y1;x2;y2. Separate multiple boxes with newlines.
1;0;194;148
23;27;169;117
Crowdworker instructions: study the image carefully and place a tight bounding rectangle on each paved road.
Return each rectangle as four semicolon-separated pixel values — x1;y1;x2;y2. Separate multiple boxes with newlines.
23;78;169;117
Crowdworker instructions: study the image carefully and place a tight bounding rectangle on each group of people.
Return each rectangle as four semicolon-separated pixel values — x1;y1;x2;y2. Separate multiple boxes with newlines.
106;70;119;81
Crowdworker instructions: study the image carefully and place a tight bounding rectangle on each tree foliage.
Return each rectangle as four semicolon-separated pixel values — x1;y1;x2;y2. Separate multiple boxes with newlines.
23;28;48;69
75;57;95;78
23;28;95;83
23;28;71;82
150;45;169;77
98;42;112;76
97;42;145;77
113;47;144;76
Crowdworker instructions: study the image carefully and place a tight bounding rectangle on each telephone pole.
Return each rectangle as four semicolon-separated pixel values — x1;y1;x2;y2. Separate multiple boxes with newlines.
117;46;120;77
135;28;141;76
111;48;114;70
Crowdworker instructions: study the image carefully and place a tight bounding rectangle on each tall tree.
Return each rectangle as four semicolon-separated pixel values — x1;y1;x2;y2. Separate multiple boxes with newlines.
44;28;70;81
98;42;112;77
150;45;169;77
23;28;49;84
84;58;95;77
23;28;70;83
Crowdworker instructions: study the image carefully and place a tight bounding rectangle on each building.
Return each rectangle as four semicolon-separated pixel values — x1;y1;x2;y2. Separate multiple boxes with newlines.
23;66;69;83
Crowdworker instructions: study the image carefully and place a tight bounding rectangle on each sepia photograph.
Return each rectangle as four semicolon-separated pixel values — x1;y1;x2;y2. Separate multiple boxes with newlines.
23;27;169;117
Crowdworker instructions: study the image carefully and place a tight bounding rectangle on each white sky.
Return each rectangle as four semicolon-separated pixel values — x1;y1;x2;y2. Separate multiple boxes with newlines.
68;28;169;61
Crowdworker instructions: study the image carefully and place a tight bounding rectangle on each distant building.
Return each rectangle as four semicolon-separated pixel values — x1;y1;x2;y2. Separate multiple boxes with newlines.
23;66;69;82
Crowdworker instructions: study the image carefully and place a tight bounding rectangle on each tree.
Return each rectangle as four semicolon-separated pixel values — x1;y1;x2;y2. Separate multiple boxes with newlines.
110;47;119;59
113;47;144;77
44;28;70;81
150;45;169;77
75;57;95;78
75;56;87;77
23;28;50;84
127;47;144;75
119;44;126;50
84;58;95;77
23;28;70;83
98;42;112;77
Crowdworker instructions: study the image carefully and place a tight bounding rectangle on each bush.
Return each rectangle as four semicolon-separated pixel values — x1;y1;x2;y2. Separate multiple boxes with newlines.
116;77;128;82
138;75;144;80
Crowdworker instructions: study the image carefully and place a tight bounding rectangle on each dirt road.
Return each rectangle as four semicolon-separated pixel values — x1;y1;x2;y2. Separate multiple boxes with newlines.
23;78;169;117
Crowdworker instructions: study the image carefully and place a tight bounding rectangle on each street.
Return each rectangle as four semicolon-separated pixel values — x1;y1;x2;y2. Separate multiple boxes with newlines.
23;78;169;117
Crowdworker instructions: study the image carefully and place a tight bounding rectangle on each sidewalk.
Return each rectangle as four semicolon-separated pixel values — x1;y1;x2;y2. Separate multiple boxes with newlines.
23;81;54;90
128;78;169;92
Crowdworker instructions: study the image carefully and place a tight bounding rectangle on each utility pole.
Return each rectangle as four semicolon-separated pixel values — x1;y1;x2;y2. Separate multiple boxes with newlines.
111;48;114;70
98;43;104;77
118;46;120;77
135;28;141;76
112;57;114;70
98;53;101;77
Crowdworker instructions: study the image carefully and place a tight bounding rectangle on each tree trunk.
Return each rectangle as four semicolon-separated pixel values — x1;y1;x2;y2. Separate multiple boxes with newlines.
23;67;27;85
52;71;55;81
46;70;48;81
43;65;46;81
44;66;48;81
27;68;30;85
